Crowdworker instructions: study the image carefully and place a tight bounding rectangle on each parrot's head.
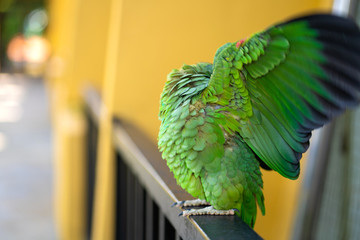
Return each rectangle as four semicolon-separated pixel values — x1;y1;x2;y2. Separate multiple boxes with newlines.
159;63;212;123
214;42;232;63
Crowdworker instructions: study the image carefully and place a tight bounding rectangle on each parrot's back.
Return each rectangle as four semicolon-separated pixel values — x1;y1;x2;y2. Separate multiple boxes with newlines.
159;64;265;226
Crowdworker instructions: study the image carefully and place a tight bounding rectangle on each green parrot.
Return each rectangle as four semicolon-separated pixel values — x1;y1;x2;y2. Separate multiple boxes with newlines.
158;14;360;228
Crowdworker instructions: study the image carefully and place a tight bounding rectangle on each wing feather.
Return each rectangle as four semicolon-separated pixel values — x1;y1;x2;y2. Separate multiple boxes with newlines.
205;14;360;178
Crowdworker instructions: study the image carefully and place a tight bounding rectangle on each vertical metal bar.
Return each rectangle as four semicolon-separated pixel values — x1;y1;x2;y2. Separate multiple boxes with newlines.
134;180;144;240
158;210;166;240
86;111;98;239
164;217;175;240
347;107;360;239
175;232;181;240
126;169;135;240
145;193;154;240
292;125;335;240
116;154;127;240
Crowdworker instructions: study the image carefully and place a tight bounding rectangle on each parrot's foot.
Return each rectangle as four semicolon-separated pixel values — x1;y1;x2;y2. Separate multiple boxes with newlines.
171;199;210;208
179;206;238;216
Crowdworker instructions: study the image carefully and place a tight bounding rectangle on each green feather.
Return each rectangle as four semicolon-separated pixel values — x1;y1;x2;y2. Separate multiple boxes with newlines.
159;14;360;228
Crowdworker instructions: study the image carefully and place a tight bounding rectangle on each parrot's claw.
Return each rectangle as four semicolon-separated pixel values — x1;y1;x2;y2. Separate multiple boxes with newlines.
171;201;185;208
180;206;238;217
172;199;210;208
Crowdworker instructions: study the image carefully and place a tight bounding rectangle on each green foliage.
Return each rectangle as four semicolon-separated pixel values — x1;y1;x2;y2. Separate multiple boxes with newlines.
0;0;46;67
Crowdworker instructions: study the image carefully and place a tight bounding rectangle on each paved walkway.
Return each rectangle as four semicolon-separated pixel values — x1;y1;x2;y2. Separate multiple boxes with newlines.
0;74;55;239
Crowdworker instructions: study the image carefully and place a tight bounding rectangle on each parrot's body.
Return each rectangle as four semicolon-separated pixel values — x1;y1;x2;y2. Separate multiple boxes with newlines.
158;14;360;227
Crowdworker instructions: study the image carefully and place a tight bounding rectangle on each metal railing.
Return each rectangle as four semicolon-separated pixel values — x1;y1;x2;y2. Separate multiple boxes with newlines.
84;86;262;240
85;100;99;239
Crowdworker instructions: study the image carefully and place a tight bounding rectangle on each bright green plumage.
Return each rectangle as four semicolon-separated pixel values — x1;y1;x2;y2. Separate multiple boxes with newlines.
158;14;360;227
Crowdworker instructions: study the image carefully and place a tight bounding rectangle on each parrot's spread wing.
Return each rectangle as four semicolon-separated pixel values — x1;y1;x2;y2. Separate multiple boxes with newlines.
204;14;360;179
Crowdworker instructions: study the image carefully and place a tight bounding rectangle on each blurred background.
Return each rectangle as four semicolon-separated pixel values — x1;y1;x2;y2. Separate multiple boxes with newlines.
1;0;360;239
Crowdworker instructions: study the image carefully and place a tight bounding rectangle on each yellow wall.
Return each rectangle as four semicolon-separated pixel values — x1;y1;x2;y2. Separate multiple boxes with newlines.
72;0;111;91
46;0;112;239
47;0;110;94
